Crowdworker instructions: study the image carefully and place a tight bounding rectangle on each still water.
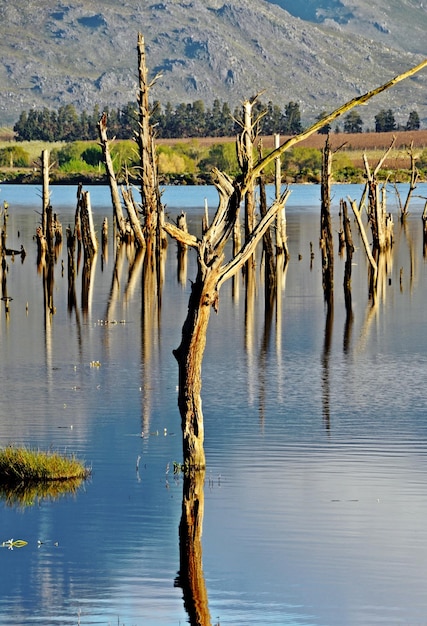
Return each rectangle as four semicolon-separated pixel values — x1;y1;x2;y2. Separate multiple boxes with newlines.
0;182;427;625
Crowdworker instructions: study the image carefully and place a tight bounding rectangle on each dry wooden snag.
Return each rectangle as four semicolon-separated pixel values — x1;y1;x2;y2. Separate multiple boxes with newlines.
164;57;427;471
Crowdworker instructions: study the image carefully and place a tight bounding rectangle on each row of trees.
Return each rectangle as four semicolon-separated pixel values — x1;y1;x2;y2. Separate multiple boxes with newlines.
12;99;303;142
318;108;420;134
12;100;421;143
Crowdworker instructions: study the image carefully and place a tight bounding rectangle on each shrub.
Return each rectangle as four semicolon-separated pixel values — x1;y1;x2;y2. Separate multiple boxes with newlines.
0;146;30;167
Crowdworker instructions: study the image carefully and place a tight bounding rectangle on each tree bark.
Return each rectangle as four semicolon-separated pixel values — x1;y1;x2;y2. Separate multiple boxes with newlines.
165;57;427;471
97;113;127;238
320;135;334;305
165;172;289;469
136;33;164;245
41;150;50;236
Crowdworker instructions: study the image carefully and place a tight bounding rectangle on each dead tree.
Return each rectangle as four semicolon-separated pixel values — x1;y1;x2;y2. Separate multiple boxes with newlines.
176;211;188;286
164;168;288;469
36;226;48;267
341;199;355;313
320;135;334;304
236;95;266;277
393;141;419;223
258;140;277;307
363;139;395;251
78;188;98;261
422;201;427;255
274;133;289;261
41;150;51;236
136;33;166;250
97;113;128;239
165;57;427;471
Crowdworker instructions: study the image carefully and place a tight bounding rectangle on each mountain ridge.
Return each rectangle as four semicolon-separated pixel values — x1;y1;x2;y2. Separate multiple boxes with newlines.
0;0;426;128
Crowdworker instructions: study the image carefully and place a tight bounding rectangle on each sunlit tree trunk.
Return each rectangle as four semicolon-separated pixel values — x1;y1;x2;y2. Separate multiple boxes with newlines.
165;172;288;469
165;58;427;471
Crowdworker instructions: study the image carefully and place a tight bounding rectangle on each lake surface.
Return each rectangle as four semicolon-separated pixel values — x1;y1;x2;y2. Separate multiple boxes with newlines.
1;182;427;625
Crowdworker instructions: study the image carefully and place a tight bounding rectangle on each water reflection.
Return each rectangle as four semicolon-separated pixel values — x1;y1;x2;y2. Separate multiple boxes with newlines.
176;471;212;626
321;300;333;432
0;477;86;508
1;185;427;625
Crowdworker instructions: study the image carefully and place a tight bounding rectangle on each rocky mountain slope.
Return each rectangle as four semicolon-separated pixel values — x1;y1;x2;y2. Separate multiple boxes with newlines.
0;0;426;128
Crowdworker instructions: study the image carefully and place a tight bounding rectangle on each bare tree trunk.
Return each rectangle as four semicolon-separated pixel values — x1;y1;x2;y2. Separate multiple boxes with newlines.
258;141;276;305
66;226;77;313
348;197;378;293
394;141;419;223
341;200;354;313
121;186;146;248
259;175;276;299
136;33;165;247
165;169;288;469
41;150;50;236
97;113;127;238
176;211;188;286
274;133;289;261
363;139;395;251
36;226;48;267
164;56;427;471
79;190;98;260
422;201;427;256
320;135;334;304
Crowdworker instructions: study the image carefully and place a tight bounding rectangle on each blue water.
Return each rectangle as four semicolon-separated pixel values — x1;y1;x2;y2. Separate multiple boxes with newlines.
0;183;427;625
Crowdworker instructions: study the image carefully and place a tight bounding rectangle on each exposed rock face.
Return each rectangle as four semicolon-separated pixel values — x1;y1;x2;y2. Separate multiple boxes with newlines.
0;0;426;126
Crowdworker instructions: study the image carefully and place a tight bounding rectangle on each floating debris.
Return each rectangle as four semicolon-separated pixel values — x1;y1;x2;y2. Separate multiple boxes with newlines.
1;539;28;550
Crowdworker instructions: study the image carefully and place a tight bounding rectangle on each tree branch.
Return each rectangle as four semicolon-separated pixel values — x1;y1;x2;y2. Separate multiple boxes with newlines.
217;189;291;289
249;58;427;186
163;221;199;248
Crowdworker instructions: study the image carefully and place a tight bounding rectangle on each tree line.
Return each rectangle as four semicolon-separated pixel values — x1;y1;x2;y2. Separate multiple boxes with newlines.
12;99;421;143
12;100;301;142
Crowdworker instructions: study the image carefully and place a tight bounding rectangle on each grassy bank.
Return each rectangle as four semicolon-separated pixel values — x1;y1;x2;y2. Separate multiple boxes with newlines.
1;130;427;184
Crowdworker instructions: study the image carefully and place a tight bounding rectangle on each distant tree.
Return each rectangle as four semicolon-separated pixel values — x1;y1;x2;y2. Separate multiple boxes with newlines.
315;111;331;135
57;104;80;141
406;110;420;130
190;100;206;136
207;99;223;137
375;108;396;132
119;101;138;138
284;101;302;134
262;101;285;135
220;102;235;136
161;102;175;138
343;111;363;133
13;111;29;141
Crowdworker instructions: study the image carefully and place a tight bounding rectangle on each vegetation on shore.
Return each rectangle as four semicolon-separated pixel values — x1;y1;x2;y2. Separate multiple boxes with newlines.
0;446;90;485
2;131;427;185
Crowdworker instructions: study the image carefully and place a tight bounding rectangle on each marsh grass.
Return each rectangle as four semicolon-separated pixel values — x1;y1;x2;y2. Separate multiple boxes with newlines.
0;446;90;485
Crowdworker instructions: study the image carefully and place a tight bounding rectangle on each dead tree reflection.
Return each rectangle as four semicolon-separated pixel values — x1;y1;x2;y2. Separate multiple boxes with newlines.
321;300;333;432
175;471;212;626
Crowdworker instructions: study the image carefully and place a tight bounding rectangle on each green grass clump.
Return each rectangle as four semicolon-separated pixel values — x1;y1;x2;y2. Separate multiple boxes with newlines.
0;446;90;484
